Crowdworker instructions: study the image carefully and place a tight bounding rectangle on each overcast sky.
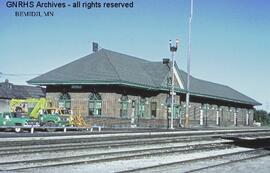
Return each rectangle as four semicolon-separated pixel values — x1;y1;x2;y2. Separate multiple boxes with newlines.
0;0;269;111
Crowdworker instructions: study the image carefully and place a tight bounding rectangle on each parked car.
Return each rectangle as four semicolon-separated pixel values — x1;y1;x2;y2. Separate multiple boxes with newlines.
0;112;39;132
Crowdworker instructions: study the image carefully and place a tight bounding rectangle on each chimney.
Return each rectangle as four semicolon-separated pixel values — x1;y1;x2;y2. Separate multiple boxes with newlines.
163;58;170;64
163;58;171;69
92;42;98;52
4;79;12;89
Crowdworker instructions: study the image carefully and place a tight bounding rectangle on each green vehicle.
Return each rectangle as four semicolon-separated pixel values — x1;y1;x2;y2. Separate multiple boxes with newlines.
0;112;39;132
10;99;74;130
34;108;74;132
39;113;67;127
38;108;74;127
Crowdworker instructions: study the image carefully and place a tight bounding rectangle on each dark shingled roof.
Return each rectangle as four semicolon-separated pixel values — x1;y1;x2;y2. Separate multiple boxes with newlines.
176;68;260;106
0;87;9;99
28;49;261;106
0;81;45;99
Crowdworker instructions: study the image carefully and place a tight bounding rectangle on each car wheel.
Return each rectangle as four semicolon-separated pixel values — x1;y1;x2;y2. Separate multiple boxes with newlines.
45;122;56;132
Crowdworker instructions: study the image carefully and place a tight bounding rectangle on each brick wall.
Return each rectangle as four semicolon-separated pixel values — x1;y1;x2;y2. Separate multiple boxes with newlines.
46;91;254;128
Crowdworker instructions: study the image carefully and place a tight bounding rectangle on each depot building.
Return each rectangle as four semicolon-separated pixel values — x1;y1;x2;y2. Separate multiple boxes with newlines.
28;48;261;128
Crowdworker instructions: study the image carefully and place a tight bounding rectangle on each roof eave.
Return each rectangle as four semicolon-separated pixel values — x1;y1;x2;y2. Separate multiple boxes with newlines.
28;80;160;91
28;81;260;106
189;91;261;106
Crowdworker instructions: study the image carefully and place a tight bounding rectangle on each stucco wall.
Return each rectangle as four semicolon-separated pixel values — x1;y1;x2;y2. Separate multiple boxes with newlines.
180;102;254;127
0;99;10;112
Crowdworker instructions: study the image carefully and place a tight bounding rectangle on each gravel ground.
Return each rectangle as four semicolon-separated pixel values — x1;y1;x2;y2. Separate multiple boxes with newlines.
0;135;215;150
197;155;270;173
1;128;269;173
0;139;228;163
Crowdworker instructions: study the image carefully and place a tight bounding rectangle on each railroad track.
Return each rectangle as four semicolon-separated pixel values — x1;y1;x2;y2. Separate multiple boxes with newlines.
0;128;268;138
117;147;270;173
2;130;270;156
1;129;270;148
0;136;218;156
0;128;270;172
0;142;232;171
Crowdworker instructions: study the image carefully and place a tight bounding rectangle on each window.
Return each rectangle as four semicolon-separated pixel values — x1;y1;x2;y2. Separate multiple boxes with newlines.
120;95;128;118
89;93;102;116
167;104;180;118
137;98;146;118
150;102;157;118
59;93;71;110
174;105;180;118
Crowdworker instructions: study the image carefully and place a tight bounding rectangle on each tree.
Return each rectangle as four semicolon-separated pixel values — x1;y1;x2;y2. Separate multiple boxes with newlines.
254;110;270;125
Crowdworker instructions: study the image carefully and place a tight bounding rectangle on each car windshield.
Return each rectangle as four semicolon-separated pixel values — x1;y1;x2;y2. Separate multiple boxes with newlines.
9;112;27;118
13;112;21;118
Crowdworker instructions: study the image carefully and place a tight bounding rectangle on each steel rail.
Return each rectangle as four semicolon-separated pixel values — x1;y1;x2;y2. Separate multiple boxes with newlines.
1;129;270;156
0;133;219;150
186;150;270;173
0;136;218;156
1;129;270;148
0;129;270;147
1;128;269;140
117;148;270;173
0;143;232;171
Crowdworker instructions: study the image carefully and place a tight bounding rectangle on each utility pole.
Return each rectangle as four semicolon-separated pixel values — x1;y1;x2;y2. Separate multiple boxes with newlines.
185;0;194;128
169;39;179;129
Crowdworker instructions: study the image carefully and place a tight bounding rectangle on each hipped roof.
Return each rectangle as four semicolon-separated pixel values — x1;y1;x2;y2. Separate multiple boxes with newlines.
28;49;261;106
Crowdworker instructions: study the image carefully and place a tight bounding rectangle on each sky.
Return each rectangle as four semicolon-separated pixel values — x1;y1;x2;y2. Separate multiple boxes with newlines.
0;0;269;112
